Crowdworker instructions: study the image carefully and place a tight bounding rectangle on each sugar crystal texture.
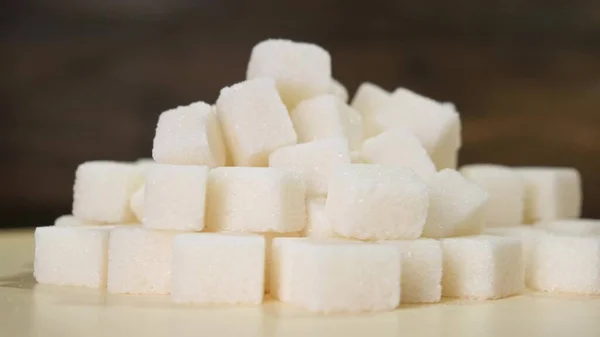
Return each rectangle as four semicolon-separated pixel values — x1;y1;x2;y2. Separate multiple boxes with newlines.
422;169;489;238
271;238;400;313
54;215;100;227
329;78;349;102
263;232;299;293
143;164;208;231
326;164;429;240
303;197;334;239
72;161;144;223
350;82;391;138
152;101;226;167
374;89;461;170
460;164;525;227
206;167;306;233
107;227;175;294
362;128;437;181
516;167;582;223
534;219;600;236
441;235;524;299
34;226;111;288
291;94;363;150
268;138;350;196
216;78;297;166
381;239;442;303
530;233;600;294
129;184;144;223
171;233;265;304
246;39;331;109
484;226;547;287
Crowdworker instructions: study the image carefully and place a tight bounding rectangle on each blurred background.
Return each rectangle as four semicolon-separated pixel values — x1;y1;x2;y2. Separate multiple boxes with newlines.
1;1;600;228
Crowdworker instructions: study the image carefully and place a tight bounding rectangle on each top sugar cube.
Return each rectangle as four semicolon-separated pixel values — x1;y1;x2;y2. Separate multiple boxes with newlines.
152;101;226;167
216;78;297;166
73;161;144;223
247;39;331;109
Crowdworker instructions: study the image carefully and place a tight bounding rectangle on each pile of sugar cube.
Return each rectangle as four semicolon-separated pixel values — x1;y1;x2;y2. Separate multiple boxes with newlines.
34;39;600;313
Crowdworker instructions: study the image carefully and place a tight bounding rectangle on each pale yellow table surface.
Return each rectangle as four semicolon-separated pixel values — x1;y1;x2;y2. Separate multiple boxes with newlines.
1;230;600;337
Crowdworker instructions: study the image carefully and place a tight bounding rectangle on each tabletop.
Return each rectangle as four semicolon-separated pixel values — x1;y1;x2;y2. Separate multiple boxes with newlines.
1;229;599;337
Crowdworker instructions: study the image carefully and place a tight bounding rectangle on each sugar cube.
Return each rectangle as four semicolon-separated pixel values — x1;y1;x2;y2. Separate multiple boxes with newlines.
329;79;349;102
54;215;99;227
441;235;524;299
206;167;306;233
422;169;488;238
516;167;582;223
171;233;265;304
530;233;600;294
350;151;364;163
460;164;525;227
246;39;331;109
135;158;155;174
72;161;144;223
268;138;350;196
107;227;175;294
291;94;363;150
326;164;429;240
264;232;299;293
484;226;547;287
362;128;437;181
143;164;208;231
374;90;461;170
34;226;111;288
129;184;144;223
271;238;400;313
350;82;390;138
381;239;442;303
216;78;297;166
534;219;600;236
152;102;226;167
303;197;334;239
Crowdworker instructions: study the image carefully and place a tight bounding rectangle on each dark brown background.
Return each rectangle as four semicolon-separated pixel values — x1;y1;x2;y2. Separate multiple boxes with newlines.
1;1;600;227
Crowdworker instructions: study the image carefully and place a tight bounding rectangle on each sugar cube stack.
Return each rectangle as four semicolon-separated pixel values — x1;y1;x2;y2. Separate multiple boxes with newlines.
34;37;597;314
271;238;401;313
460;164;526;228
291;94;363;150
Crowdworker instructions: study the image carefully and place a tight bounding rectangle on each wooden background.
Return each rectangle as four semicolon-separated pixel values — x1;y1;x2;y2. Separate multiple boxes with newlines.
2;0;600;227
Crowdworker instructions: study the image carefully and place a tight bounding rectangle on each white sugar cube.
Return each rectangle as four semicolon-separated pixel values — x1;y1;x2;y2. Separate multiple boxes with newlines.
54;215;99;227
206;167;306;233
129;184;144;223
441;235;524;299
143;164;208;231
268;138;350;196
326;164;429;240
362;128;437;181
484;226;547;287
350;82;390;138
291;94;363;150
460;164;525;227
329;79;349;102
34;226;111;288
374;90;461;170
263;232;299;293
350;151;364;163
216;78;297;166
135;158;155;174
516;167;582;223
247;39;331;109
72;161;144;223
107;227;175;294
271;238;400;313
534;219;600;236
422;169;489;238
303;197;334;239
382;239;442;303
152;102;226;167
530;234;600;294
171;233;265;304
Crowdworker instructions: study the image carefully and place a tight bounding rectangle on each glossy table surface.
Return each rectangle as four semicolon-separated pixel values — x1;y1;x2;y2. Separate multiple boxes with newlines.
1;229;600;337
